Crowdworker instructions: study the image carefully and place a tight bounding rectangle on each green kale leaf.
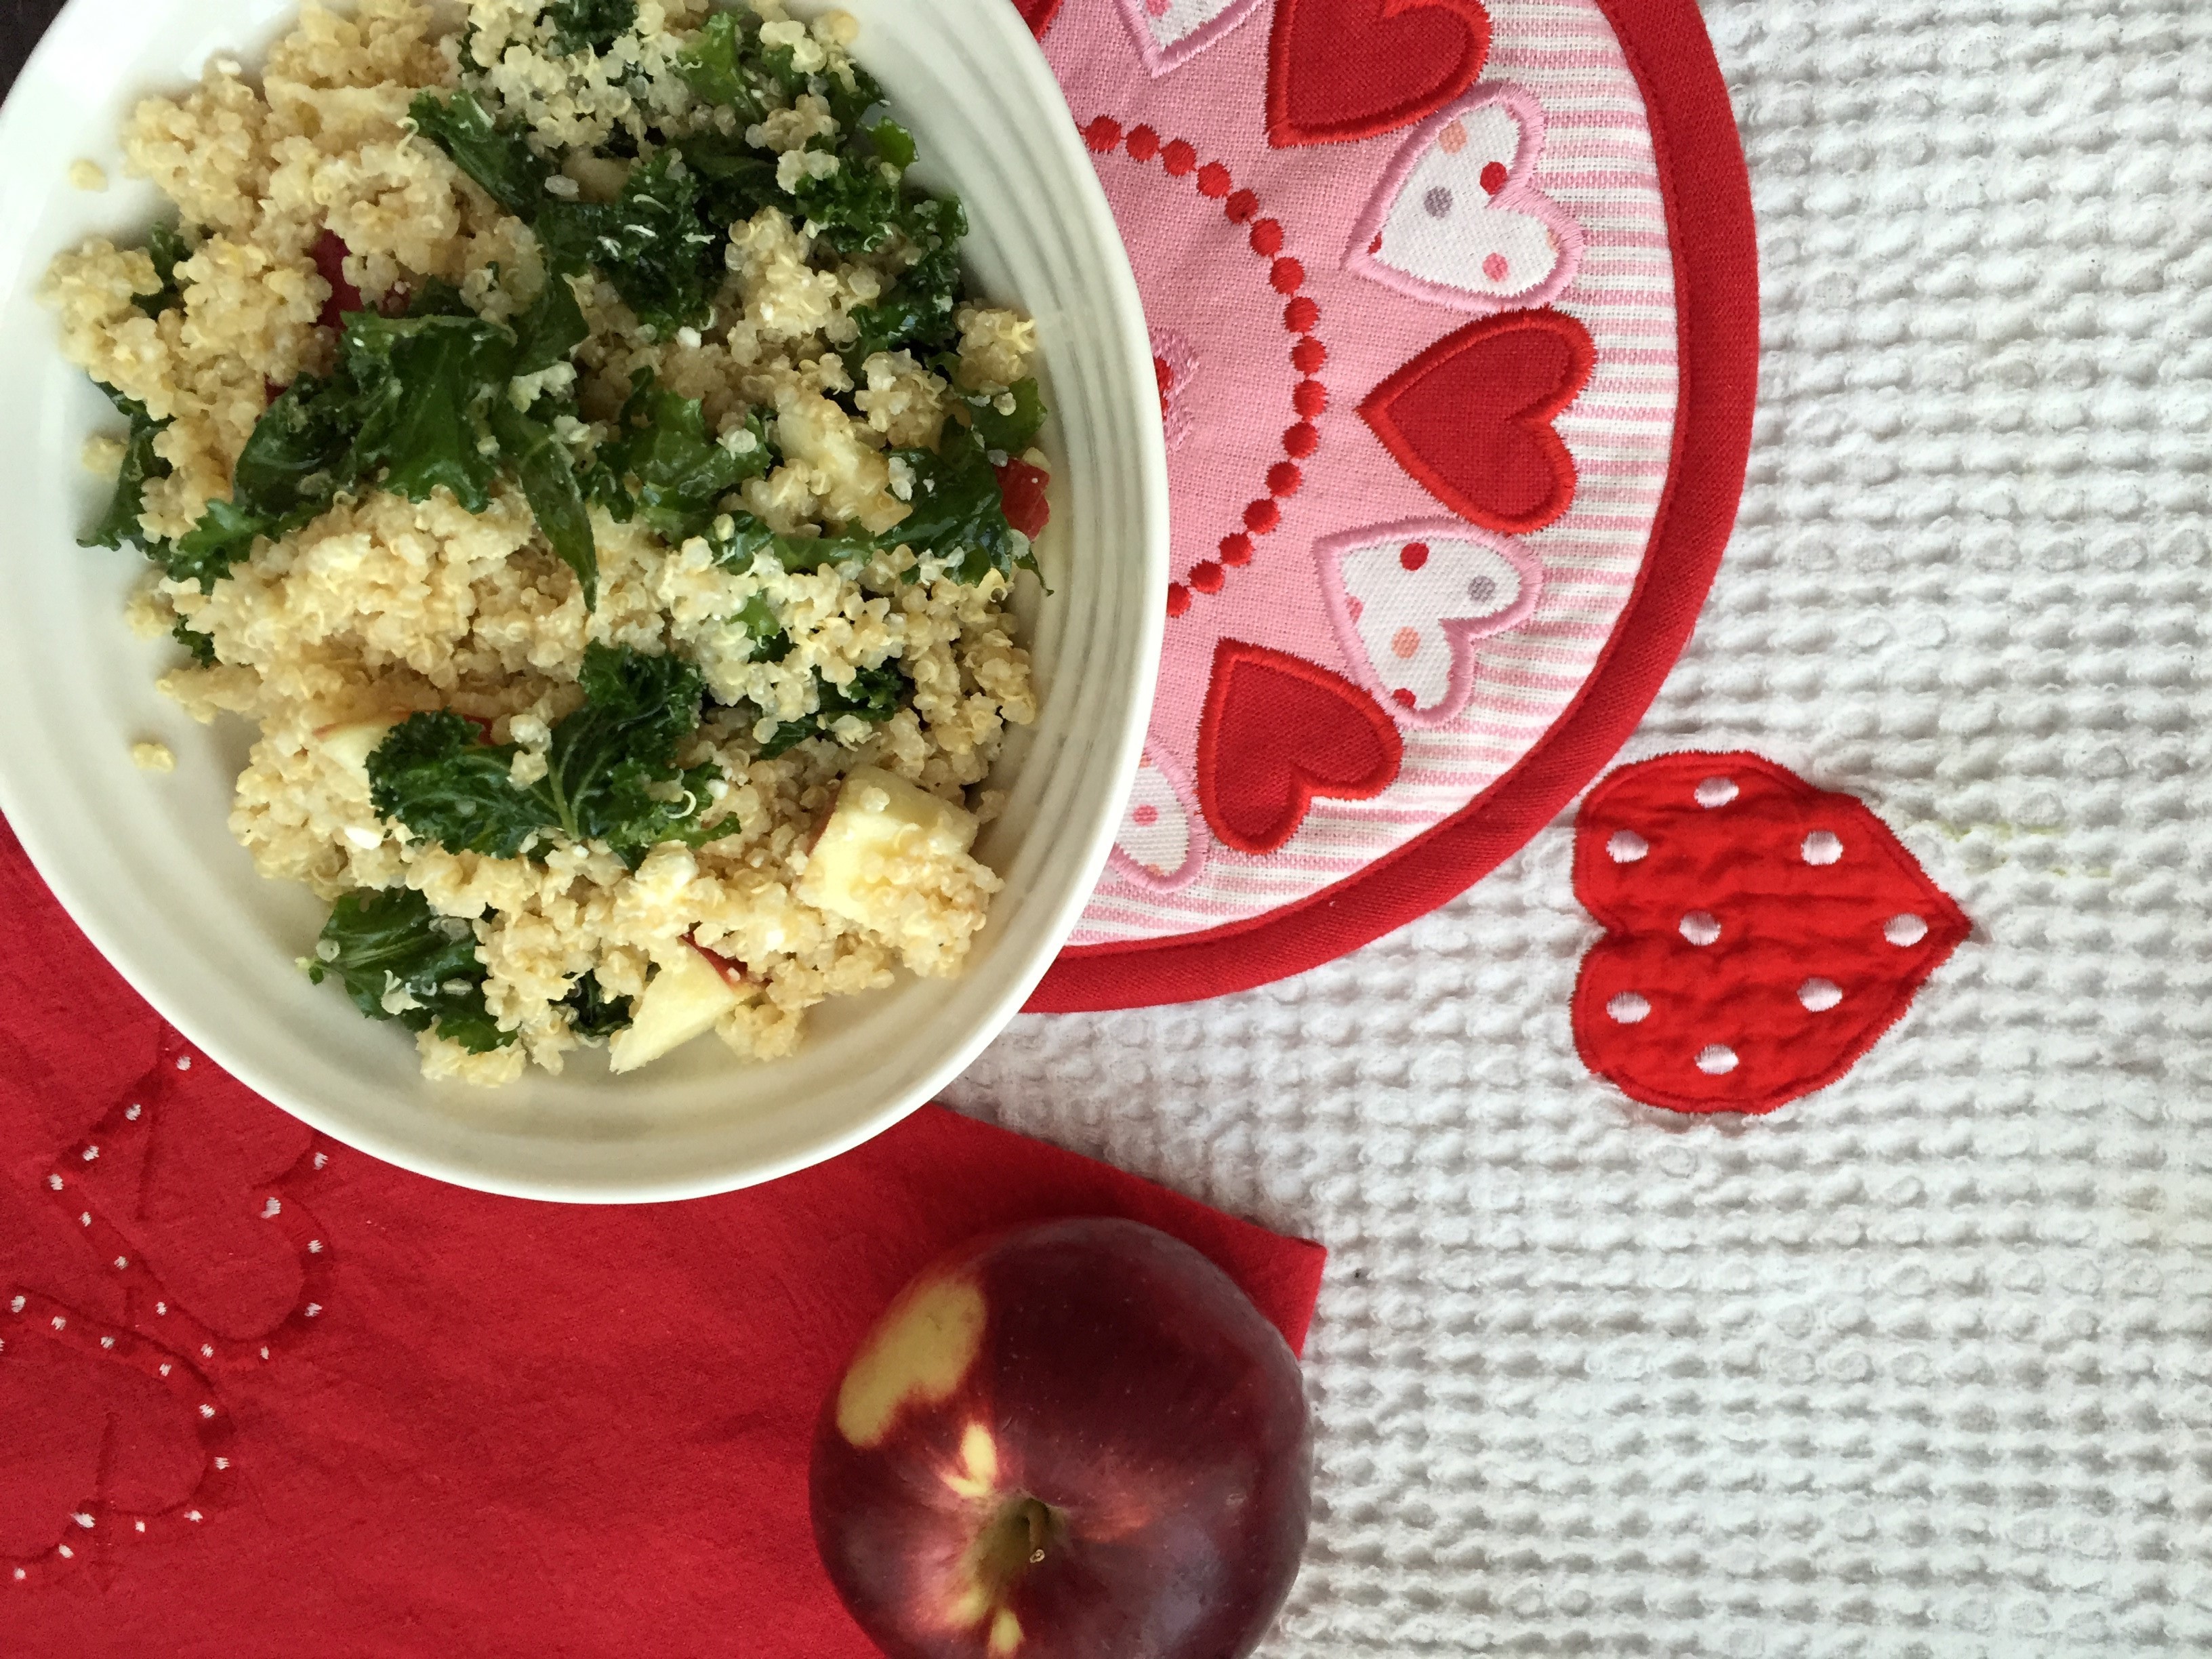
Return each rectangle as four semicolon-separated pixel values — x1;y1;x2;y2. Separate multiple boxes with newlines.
597;370;771;544
136;222;192;319
161;295;600;596
306;887;513;1053
706;506;874;575
488;399;598;605
172;616;218;666
821;58;886;133
786;152;903;256
536;643;723;861
164;499;268;592
559;973;635;1039
758;661;907;756
884;425;1023;583
159;298;583;597
544;0;636;56
673;10;759;115
342;311;515;511
403;276;476;319
367;643;724;864
844;291;937;369
677;8;877;127
231;371;356;523
365;712;539;857
80;386;171;554
736;591;791;662
864;119;916;171
537;149;719;334
752;33;812;102
510;274;590;375
844;191;966;363
410;88;552;218
963;377;1046;456
678;132;780;227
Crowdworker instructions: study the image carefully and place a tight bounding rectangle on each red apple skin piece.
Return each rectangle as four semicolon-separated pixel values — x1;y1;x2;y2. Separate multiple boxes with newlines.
811;1218;1311;1659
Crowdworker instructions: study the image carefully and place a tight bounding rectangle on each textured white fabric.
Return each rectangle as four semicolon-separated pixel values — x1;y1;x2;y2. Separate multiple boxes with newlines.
945;1;2212;1650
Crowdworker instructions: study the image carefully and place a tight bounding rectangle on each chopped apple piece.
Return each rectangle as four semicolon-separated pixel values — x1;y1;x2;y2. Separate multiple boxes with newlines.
316;716;400;781
607;947;743;1074
796;766;998;977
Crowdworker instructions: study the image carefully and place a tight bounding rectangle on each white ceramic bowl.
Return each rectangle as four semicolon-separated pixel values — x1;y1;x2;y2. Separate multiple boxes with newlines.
0;0;1166;1201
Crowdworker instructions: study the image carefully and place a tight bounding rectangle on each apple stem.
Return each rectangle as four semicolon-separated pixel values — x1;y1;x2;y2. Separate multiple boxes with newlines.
1020;1496;1052;1564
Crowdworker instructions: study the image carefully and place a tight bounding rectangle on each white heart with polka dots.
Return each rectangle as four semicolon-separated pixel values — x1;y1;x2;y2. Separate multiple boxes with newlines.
1315;520;1546;726
1107;747;1207;891
1110;0;1269;75
1345;81;1586;315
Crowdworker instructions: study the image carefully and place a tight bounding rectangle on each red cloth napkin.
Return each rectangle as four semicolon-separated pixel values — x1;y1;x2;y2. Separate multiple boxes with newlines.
0;820;1325;1655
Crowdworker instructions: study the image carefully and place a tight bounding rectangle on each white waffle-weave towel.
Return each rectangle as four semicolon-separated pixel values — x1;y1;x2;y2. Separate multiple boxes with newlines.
949;1;2212;1650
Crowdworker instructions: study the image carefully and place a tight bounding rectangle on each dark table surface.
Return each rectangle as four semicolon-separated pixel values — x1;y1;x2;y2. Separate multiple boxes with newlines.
3;0;66;97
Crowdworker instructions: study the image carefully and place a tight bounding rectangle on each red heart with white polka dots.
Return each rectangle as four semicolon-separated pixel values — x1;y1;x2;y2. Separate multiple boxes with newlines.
1571;752;1971;1115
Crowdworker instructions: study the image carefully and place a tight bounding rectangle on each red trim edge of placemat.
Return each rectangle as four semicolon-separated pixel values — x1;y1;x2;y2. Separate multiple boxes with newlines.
1028;0;1759;1014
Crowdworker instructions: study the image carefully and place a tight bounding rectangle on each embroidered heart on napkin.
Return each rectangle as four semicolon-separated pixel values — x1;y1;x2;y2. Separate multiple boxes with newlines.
1152;326;1200;450
1360;306;1595;534
64;1050;314;1343
1265;0;1493;148
1196;640;1404;853
0;1307;213;1566
1571;752;1971;1115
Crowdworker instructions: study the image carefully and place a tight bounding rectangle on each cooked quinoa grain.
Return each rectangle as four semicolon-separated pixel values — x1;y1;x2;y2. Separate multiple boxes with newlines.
43;0;1051;1082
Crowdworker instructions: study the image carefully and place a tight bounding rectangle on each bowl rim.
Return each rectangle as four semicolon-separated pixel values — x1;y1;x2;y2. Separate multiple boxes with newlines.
0;0;1169;1203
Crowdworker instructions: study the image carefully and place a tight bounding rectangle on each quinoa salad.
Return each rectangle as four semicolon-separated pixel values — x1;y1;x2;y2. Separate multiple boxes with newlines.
41;0;1054;1084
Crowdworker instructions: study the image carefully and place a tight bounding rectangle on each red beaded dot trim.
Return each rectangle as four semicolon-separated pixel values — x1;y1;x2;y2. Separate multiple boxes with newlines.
1082;115;1328;622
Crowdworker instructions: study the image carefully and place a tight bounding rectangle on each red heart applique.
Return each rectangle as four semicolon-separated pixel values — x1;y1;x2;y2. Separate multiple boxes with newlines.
1014;0;1063;38
1265;0;1492;148
1572;753;1971;1115
1197;640;1404;854
1359;307;1595;535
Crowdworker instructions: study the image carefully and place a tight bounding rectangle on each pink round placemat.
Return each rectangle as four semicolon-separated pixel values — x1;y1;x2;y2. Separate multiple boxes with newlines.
1025;0;1758;1011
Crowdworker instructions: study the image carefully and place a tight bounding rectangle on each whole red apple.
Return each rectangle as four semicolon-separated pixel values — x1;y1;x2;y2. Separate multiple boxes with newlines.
810;1217;1311;1659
